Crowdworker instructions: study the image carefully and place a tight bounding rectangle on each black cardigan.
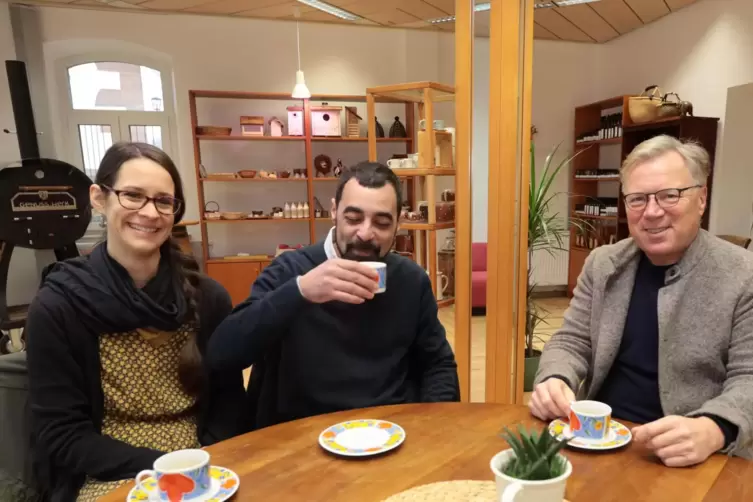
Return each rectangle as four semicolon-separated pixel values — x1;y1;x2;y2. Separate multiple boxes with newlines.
25;275;245;502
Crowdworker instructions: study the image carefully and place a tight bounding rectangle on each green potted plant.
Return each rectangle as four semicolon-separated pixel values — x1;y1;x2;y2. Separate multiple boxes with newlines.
525;141;590;391
490;425;572;501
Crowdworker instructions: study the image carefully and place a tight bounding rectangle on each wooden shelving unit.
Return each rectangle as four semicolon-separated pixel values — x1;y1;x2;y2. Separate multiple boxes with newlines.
189;90;414;305
366;82;456;305
567;95;719;296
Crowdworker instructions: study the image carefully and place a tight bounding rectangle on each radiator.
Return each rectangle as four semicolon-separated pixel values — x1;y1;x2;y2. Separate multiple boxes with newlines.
530;248;568;287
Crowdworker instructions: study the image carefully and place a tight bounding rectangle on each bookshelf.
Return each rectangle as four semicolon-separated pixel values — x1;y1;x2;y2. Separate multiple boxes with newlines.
189;90;413;305
366;82;457;307
567;95;719;296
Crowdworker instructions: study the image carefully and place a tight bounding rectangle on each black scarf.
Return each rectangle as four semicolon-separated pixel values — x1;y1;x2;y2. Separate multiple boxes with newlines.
41;242;187;334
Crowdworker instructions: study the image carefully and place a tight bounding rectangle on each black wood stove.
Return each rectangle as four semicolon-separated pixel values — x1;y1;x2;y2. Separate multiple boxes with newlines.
1;60;92;351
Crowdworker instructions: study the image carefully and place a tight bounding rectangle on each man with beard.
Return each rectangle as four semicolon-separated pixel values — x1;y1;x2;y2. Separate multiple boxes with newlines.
208;162;459;430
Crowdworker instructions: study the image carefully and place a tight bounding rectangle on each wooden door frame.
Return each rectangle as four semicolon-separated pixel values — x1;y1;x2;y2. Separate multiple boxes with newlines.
454;0;473;402
485;0;535;404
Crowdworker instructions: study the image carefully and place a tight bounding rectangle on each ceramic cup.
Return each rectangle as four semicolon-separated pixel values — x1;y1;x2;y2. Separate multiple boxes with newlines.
401;158;416;168
490;449;572;502
387;158;402;169
362;262;387;293
135;449;211;501
418;119;445;130
569;400;612;441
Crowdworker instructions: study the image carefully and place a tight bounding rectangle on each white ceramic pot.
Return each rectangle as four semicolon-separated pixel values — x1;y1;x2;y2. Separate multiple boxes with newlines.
489;449;571;502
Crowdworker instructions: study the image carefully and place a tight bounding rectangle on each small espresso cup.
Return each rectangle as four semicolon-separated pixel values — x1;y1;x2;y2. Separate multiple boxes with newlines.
568;400;611;441
135;449;211;501
362;262;387;293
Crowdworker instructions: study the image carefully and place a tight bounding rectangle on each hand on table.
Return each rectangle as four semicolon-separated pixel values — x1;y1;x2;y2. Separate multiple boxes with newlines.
529;378;575;421
632;415;725;467
298;258;379;304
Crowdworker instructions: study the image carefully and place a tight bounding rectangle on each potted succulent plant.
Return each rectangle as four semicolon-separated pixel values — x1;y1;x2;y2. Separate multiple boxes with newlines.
525;141;591;391
490;425;572;502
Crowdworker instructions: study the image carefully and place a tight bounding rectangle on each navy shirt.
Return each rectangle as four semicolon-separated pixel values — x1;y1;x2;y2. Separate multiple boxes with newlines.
596;253;668;423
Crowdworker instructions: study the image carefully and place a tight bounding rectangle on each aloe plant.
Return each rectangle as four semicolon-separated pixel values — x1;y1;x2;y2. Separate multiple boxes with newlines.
500;425;570;481
526;141;591;357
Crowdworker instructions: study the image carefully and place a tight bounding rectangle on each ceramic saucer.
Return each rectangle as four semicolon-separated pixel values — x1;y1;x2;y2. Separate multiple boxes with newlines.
319;419;406;457
548;418;632;451
126;466;239;502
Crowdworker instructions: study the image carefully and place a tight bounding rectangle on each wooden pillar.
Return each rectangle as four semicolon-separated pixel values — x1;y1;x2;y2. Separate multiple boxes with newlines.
454;0;474;402
485;0;534;404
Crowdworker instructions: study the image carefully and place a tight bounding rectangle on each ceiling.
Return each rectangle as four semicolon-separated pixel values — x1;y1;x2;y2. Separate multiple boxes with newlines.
12;0;701;43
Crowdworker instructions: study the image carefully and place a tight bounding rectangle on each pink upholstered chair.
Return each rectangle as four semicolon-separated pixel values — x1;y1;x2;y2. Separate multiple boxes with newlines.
471;243;487;309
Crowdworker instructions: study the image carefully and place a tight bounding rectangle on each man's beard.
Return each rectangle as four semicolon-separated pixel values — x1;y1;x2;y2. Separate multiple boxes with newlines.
337;239;382;261
334;227;389;262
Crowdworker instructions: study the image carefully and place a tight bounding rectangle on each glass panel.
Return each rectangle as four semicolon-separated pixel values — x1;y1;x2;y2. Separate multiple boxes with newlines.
129;125;163;149
68;62;163;111
77;124;113;180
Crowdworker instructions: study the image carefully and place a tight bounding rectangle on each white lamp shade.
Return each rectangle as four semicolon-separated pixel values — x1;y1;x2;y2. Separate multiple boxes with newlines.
292;70;311;99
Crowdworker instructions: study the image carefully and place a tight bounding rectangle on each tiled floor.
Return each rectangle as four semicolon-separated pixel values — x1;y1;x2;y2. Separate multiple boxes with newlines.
438;297;569;403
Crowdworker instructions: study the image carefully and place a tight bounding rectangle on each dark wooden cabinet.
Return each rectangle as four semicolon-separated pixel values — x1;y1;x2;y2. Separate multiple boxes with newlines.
206;259;272;306
568;96;719;296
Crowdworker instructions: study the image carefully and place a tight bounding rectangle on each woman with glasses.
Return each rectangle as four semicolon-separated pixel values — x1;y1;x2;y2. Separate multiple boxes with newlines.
26;142;245;501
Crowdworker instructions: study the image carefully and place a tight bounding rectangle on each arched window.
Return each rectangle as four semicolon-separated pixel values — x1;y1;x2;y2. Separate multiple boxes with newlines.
53;50;177;240
64;61;172;180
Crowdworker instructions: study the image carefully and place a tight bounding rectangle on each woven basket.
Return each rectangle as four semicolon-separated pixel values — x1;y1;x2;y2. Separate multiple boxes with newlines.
196;126;232;136
657;92;682;119
381;481;570;502
628;85;663;124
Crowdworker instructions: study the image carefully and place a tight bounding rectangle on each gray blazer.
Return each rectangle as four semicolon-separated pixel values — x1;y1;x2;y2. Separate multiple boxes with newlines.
535;230;753;459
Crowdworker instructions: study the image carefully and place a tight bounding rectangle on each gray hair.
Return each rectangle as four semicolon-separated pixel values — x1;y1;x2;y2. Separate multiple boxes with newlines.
620;135;710;185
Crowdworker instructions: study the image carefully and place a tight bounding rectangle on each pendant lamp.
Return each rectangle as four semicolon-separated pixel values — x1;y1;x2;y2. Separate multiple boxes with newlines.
292;8;311;99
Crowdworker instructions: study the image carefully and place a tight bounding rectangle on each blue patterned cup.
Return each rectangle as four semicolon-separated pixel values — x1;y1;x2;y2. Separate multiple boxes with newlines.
363;262;387;293
135;449;211;501
568;400;612;441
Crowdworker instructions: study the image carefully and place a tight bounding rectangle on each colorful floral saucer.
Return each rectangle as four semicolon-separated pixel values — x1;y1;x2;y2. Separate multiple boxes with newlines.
319;419;406;457
548;418;632;451
126;466;239;502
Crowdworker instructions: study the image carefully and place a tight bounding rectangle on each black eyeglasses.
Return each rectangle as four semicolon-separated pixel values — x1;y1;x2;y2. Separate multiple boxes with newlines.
623;185;702;211
101;185;182;215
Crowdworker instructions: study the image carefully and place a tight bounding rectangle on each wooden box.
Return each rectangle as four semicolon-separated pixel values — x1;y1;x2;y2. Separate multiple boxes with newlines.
240;116;264;137
311;105;342;137
287;106;304;136
418;130;453;168
345;106;362;138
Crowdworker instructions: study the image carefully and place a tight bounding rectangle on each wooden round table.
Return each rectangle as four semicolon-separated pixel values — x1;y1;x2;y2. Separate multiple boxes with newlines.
102;403;751;501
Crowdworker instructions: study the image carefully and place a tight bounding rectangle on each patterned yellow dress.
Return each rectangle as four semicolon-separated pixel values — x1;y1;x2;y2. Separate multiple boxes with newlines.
76;326;200;502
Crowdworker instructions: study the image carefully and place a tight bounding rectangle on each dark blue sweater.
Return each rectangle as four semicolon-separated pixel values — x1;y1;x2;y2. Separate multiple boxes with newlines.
207;242;460;430
595;253;667;422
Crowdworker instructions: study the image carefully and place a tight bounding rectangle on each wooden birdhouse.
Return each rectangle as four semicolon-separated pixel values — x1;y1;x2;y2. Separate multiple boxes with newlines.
345;106;362;138
269;117;284;137
311;105;342;137
240;116;264;136
287;106;304;136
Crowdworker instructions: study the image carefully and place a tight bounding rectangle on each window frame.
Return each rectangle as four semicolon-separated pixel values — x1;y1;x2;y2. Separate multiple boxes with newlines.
53;50;179;239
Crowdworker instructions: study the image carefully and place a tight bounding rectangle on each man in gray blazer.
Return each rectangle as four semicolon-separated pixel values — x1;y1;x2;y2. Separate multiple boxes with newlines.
531;135;753;467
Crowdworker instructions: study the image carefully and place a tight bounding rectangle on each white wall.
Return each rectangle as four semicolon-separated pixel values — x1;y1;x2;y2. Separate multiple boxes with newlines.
38;7;458;258
28;0;753;279
716;83;753;237
595;0;753;234
467;37;602;284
